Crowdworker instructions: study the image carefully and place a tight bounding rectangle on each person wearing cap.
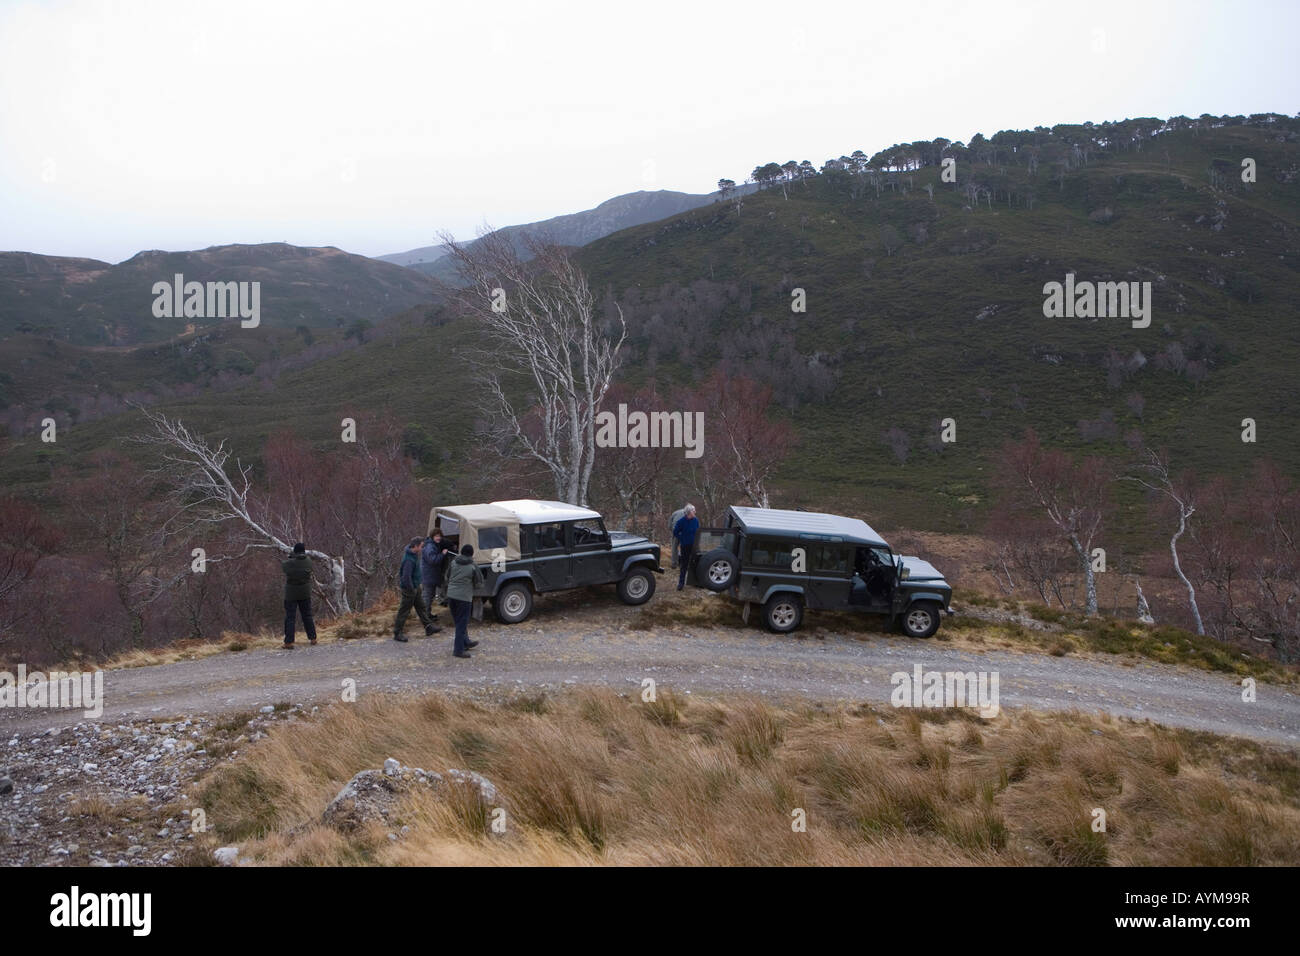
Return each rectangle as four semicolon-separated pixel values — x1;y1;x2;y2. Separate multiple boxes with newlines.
445;543;485;658
281;542;317;648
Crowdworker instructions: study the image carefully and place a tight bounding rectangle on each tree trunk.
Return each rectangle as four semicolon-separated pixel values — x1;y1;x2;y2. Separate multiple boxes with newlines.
314;552;351;615
1169;512;1204;634
1071;534;1098;615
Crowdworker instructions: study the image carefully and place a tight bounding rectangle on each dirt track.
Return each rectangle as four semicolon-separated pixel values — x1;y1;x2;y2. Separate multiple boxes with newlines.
3;592;1297;747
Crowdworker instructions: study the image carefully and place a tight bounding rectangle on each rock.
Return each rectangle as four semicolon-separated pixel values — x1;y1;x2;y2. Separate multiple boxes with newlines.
0;777;13;795
259;706;275;714
213;847;239;866
322;760;499;833
445;768;498;804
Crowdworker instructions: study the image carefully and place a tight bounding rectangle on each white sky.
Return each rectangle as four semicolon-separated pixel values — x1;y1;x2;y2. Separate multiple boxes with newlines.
1;0;1296;263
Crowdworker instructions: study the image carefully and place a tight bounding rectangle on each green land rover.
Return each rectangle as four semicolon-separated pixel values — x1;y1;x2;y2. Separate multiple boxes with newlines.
686;505;953;637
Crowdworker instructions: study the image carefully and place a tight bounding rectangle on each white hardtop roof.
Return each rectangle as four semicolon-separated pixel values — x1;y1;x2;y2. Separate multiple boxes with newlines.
729;506;888;547
491;499;602;524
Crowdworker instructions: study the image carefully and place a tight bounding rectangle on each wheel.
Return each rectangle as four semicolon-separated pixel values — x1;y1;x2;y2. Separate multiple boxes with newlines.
617;567;656;605
901;601;941;638
763;594;803;633
696;548;738;592
494;581;533;624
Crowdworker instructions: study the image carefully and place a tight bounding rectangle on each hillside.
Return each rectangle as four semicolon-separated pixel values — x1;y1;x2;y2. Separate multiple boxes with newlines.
1;116;1297;547
573;119;1300;530
0;243;436;346
379;187;755;283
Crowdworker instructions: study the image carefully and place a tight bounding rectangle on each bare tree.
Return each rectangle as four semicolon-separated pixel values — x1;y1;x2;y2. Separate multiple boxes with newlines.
1122;446;1204;634
134;408;352;613
696;368;793;509
58;452;168;649
440;229;625;506
0;496;60;648
999;431;1109;615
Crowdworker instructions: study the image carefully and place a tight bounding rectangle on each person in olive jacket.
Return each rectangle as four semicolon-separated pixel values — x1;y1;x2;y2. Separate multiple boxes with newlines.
281;542;317;648
445;543;485;658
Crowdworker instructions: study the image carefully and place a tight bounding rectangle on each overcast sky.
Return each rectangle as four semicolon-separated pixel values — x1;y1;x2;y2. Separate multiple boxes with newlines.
1;0;1296;263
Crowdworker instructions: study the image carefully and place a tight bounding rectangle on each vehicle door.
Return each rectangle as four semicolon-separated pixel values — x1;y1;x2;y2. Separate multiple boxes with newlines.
688;527;743;589
802;541;852;609
569;518;617;584
524;521;570;592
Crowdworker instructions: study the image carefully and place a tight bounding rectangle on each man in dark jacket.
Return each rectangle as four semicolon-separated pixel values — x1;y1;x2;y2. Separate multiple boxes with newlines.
420;531;451;620
282;542;317;648
445;544;485;658
393;537;437;642
673;504;700;591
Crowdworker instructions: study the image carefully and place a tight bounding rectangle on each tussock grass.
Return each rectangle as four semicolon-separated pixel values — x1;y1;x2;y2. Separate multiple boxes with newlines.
196;689;1300;866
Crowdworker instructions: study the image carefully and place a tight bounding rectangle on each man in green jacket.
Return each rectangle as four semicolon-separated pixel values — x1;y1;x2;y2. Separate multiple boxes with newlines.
445;544;484;658
282;542;317;648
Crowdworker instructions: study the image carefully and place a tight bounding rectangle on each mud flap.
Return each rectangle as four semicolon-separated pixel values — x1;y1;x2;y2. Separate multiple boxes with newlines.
742;601;751;625
472;597;484;622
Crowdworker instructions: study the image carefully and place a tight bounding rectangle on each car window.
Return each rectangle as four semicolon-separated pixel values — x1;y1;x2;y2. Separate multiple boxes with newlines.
478;525;509;550
527;522;566;552
747;538;794;569
812;544;849;573
695;529;739;554
570;519;608;547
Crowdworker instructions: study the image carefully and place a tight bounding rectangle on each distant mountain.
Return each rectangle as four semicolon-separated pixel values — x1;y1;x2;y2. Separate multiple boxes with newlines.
0;243;435;346
377;186;757;282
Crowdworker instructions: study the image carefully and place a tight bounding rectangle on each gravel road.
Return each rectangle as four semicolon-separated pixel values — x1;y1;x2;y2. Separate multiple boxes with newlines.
3;600;1297;747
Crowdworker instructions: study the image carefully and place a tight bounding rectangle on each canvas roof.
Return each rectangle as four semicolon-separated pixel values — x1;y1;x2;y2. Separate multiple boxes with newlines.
728;506;888;548
428;503;521;563
491;499;601;524
435;503;518;525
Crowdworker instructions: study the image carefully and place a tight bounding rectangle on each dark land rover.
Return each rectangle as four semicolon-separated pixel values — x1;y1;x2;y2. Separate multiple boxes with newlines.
687;506;953;637
428;499;662;624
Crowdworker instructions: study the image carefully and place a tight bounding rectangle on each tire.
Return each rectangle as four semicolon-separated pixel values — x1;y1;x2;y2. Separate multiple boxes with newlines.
763;593;803;633
618;567;656;605
901;601;941;639
696;548;738;592
494;581;533;624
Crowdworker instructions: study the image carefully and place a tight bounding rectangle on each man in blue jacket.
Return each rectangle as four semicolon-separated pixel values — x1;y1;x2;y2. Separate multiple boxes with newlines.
394;537;438;641
673;504;700;590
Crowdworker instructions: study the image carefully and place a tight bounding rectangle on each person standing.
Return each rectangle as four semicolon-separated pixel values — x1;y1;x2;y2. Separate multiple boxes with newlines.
282;542;317;648
673;504;700;591
445;543;484;659
419;532;448;628
668;505;686;570
394;537;437;642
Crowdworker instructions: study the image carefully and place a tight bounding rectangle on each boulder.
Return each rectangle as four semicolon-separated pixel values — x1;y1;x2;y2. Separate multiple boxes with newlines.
321;759;498;833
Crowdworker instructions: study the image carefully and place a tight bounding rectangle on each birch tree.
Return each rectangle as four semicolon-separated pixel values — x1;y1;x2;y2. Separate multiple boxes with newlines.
440;229;625;506
1122;446;1204;634
134;408;352;613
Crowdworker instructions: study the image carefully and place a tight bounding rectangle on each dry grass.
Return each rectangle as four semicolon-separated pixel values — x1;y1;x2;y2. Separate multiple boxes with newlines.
98;592;406;670
195;689;1300;866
